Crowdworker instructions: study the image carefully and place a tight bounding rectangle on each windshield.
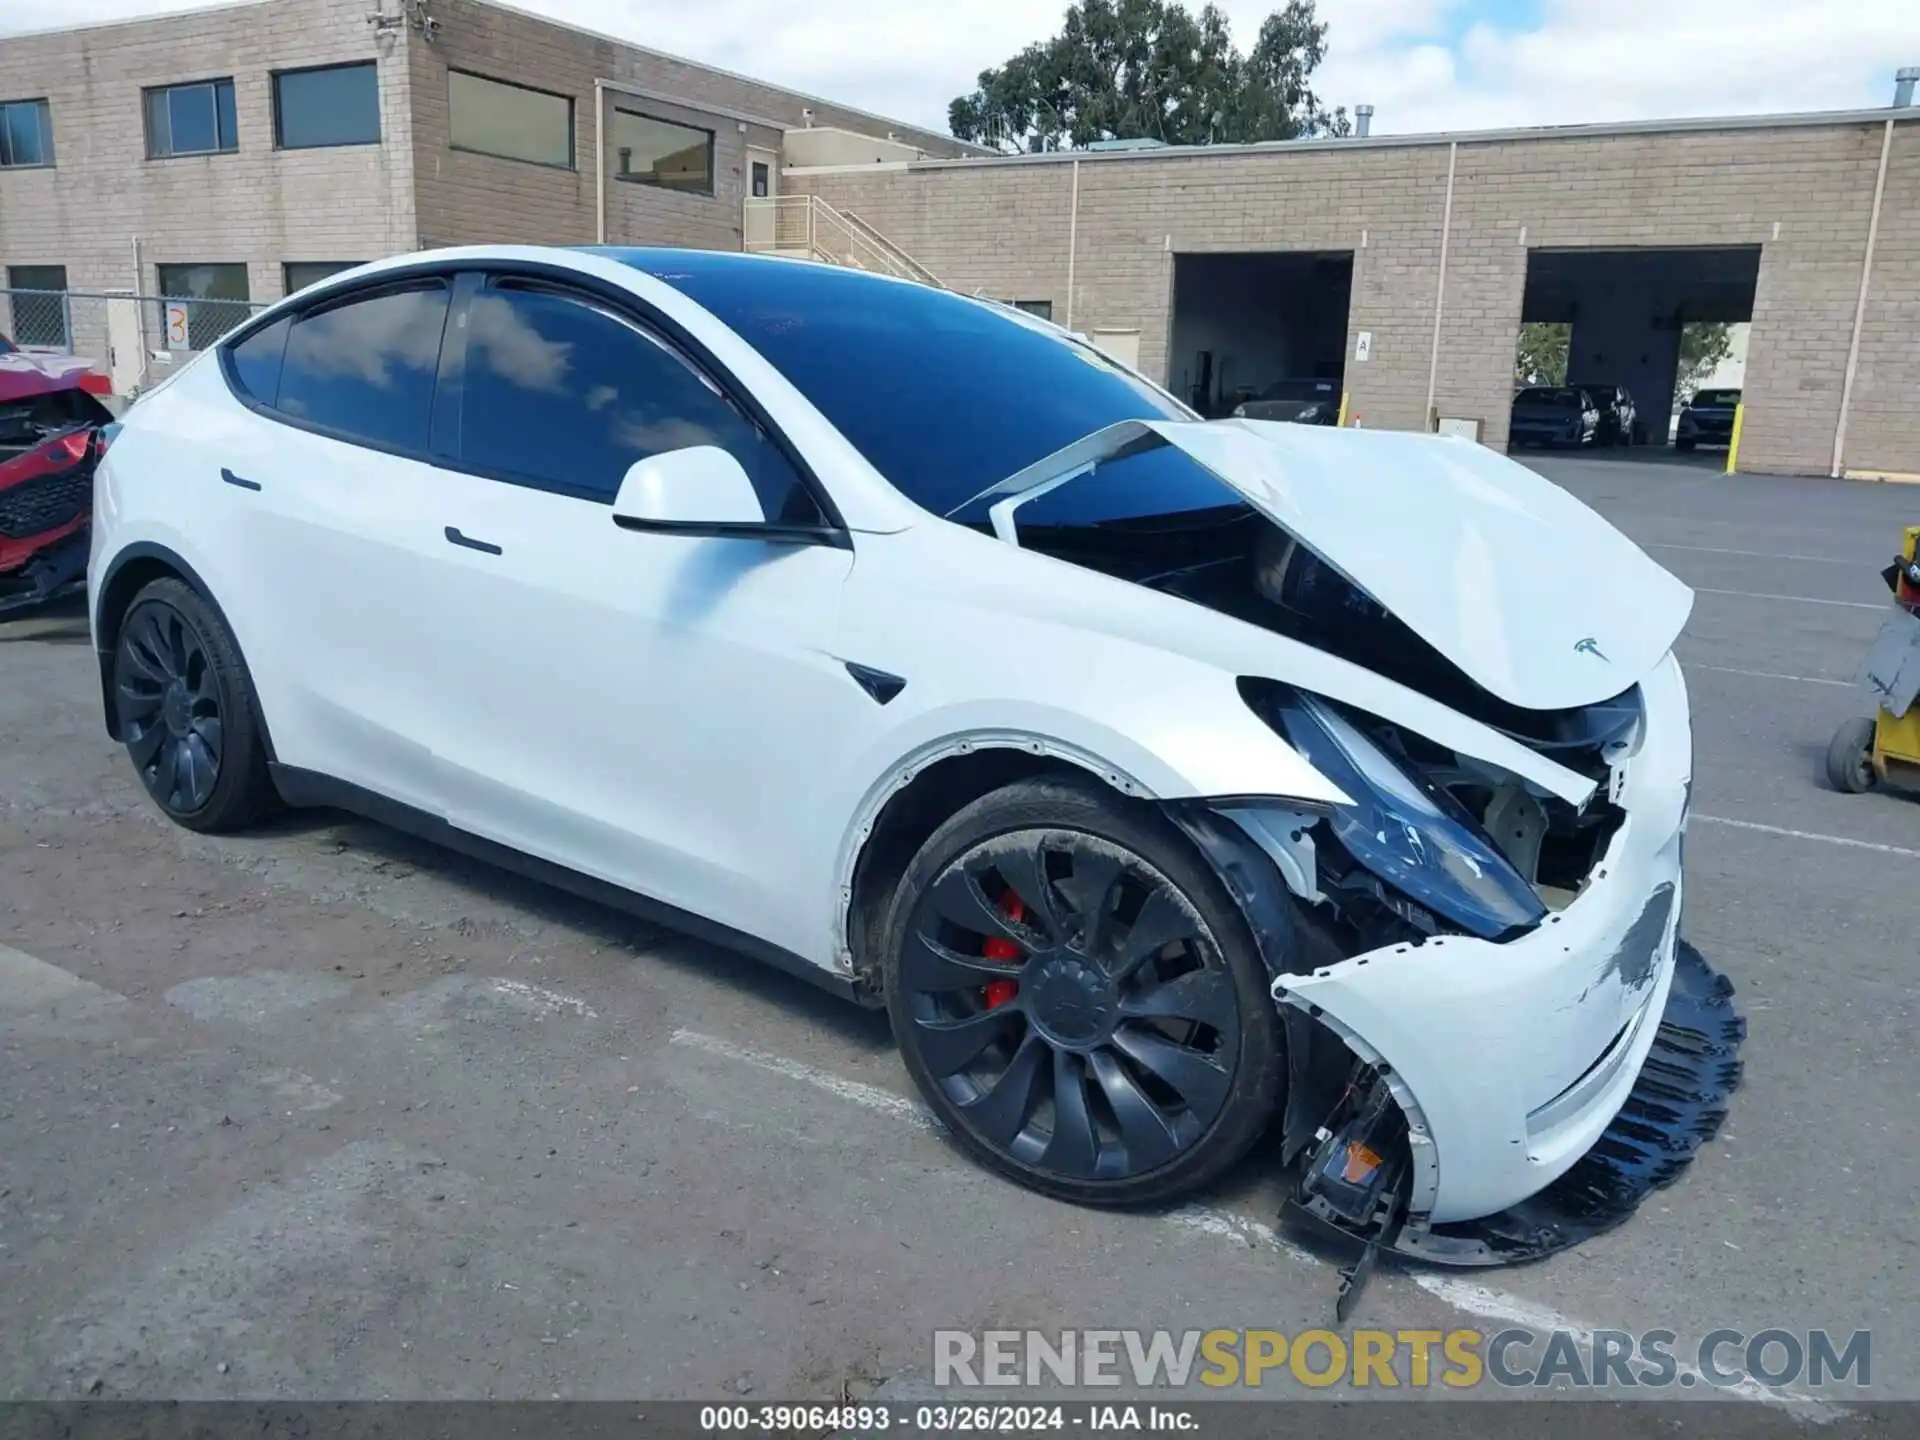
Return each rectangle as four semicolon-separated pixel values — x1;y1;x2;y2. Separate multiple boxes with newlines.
1258;379;1336;402
624;250;1243;527
1516;387;1582;409
1692;389;1740;407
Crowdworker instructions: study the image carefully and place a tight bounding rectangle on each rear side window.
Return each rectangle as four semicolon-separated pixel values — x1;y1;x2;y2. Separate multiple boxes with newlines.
274;282;449;451
454;281;819;521
227;316;290;404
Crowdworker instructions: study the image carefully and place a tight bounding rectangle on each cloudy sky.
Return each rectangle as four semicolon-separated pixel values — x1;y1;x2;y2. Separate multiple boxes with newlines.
8;0;1917;138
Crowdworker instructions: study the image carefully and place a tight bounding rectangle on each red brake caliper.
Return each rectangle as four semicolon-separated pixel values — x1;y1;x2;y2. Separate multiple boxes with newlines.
982;893;1026;1009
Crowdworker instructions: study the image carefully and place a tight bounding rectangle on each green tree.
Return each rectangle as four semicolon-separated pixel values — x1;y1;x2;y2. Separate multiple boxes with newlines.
1513;322;1570;386
1675;321;1736;400
948;0;1347;154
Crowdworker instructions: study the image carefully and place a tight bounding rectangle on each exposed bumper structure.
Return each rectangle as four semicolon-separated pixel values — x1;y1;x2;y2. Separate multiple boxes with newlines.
1267;654;1738;1259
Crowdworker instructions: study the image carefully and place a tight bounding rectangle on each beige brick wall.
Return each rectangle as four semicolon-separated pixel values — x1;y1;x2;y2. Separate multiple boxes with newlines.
1846;122;1920;476
408;0;970;253
0;0;415;362
801;118;1920;476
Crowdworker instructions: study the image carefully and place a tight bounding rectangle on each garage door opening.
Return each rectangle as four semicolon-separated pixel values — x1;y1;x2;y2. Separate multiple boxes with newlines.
1514;246;1759;456
1170;252;1353;419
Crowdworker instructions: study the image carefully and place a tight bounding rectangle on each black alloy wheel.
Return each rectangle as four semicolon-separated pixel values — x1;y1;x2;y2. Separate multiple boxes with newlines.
884;779;1282;1205
112;577;277;832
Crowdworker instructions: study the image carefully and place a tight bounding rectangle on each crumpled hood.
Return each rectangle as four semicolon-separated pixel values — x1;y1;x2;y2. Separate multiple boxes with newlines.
976;418;1694;712
0;351;110;405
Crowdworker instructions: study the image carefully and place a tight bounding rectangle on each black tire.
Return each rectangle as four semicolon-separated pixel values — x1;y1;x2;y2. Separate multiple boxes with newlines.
112;577;278;832
1676;437;1696;453
1825;716;1877;794
881;776;1284;1206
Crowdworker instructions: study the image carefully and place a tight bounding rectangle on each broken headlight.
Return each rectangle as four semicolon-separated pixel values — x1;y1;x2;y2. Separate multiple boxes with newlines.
1274;693;1548;941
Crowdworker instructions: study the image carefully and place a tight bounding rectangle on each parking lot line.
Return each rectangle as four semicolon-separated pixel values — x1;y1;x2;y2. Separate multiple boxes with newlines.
1644;542;1858;566
1694;814;1920;859
1684;663;1852;687
668;1027;937;1130
1692;586;1884;611
1413;1273;1839;1416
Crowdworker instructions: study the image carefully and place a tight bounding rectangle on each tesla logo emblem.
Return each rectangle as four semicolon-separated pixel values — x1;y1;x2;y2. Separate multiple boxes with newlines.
1574;637;1609;661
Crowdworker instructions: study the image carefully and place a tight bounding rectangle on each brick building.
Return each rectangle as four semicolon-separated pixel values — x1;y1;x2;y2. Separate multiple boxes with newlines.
0;0;975;385
790;112;1920;477
0;0;1915;477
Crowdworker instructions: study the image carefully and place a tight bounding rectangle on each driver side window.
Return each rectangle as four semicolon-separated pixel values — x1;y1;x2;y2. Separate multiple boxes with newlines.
454;279;822;523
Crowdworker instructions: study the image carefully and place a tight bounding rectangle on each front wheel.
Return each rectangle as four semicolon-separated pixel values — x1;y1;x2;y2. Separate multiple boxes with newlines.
1825;717;1877;794
881;777;1283;1206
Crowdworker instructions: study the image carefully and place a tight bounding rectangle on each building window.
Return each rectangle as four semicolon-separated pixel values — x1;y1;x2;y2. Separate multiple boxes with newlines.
273;62;380;149
448;71;573;169
0;98;54;168
6;264;69;349
1013;300;1054;322
284;260;363;294
751;161;769;198
609;109;713;196
145;79;238;158
156;262;251;351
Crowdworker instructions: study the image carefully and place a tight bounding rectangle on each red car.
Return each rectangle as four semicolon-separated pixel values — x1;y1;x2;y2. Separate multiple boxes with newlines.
0;334;113;615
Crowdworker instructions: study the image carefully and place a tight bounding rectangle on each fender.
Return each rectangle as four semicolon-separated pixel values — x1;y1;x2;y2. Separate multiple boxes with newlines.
90;540;279;761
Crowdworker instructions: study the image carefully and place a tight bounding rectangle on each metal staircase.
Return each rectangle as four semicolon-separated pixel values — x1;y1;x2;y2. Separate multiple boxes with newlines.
743;194;944;288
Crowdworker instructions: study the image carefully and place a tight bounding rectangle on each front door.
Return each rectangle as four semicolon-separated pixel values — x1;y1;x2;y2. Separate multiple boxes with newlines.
744;146;778;250
105;291;144;398
422;274;865;954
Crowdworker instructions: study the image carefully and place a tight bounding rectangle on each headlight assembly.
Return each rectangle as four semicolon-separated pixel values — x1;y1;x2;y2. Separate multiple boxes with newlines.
1270;693;1548;940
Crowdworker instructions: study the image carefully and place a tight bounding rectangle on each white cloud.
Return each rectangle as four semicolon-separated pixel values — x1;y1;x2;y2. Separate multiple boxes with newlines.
9;0;1917;138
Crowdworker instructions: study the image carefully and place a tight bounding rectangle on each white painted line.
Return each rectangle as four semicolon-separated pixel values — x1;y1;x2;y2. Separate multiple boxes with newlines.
1644;541;1857;566
1693;586;1884;611
676;1028;1833;1414
491;979;599;1018
0;942;124;1011
1684;663;1852;688
1413;1273;1839;1418
1164;1205;1319;1266
669;1028;937;1130
1693;814;1920;859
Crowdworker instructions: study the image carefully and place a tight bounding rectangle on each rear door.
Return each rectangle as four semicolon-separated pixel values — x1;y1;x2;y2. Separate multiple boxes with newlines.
215;277;456;810
417;273;864;951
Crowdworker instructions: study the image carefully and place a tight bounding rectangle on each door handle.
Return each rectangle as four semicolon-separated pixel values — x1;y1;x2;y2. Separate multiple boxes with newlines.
444;526;502;556
220;467;262;491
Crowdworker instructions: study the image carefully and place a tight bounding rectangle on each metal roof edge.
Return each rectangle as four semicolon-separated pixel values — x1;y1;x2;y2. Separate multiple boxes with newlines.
828;105;1920;175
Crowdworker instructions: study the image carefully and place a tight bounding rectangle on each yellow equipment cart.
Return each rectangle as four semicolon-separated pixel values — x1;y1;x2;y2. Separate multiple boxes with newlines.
1827;524;1920;794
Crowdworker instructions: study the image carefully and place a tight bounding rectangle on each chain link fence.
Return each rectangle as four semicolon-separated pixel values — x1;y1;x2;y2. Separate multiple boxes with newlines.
0;287;266;399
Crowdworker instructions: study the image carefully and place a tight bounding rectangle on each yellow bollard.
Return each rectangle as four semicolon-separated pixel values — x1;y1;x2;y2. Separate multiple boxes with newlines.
1724;402;1745;475
1336;391;1350;428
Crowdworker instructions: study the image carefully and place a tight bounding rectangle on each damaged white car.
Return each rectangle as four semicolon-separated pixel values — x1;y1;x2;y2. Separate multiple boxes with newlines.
90;247;1742;1304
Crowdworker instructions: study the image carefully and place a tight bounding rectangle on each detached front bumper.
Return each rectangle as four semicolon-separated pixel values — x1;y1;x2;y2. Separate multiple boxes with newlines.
1267;655;1742;1262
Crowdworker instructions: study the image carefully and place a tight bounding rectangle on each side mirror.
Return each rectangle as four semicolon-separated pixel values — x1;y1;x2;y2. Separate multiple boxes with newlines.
611;446;766;532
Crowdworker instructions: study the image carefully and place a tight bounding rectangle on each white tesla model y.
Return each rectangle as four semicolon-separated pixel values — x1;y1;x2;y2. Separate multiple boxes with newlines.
89;247;1741;1289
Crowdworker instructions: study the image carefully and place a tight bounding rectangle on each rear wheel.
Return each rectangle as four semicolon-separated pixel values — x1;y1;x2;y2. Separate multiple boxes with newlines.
112;577;277;832
1825;717;1877;794
882;777;1283;1206
1676;437;1696;452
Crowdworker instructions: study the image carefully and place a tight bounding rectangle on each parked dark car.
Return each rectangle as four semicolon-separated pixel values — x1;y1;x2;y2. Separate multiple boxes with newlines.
0;333;114;615
1677;387;1740;450
1574;382;1638;445
1508;385;1604;448
1232;377;1340;426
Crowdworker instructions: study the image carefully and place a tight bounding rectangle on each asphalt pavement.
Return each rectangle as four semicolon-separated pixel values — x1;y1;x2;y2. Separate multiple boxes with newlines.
1;452;1915;1409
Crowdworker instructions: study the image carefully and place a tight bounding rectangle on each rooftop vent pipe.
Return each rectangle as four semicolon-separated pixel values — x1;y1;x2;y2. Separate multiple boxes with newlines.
1896;68;1918;107
1354;104;1374;137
